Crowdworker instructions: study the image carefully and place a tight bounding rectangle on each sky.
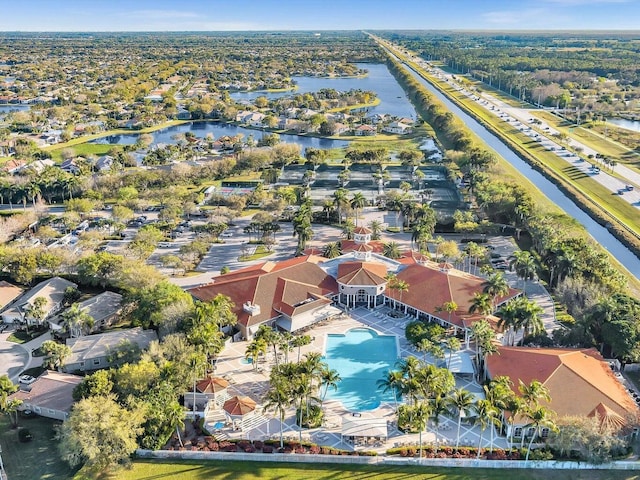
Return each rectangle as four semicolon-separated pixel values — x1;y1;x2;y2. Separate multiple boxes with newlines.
1;0;639;32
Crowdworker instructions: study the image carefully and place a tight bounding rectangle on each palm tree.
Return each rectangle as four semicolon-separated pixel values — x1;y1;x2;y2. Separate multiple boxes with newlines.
319;365;341;402
440;301;458;325
188;351;208;417
508;250;537;294
465;242;486;276
382;241;402;260
291;334;312;363
341;220;355;241
377;369;404;412
350;192;367;226
0;374;21;428
468;292;492;316
165;398;186;448
413;402;432;462
245;338;267;372
517;298;545;342
450;388;474;448
429;394;453;450
332;188;349;225
263;380;292;449
483;272;510;310
322;241;342;259
471;399;499;458
443;337;461;369
367;219;384;240
524;406;556;462
61;303;95;338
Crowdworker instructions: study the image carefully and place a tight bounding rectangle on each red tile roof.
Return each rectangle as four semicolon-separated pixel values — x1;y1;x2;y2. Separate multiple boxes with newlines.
394;262;519;328
188;255;337;328
486;346;638;420
337;261;387;286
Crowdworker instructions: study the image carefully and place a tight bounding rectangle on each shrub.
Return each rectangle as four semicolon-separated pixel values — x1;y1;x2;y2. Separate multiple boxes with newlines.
309;445;321;454
254;440;263;450
263;445;273;453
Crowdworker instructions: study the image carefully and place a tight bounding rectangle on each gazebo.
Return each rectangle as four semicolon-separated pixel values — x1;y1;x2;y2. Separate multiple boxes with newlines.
223;395;257;431
197;375;229;403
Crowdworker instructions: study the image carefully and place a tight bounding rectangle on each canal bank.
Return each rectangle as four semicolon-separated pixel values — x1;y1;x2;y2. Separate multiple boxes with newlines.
376;39;640;281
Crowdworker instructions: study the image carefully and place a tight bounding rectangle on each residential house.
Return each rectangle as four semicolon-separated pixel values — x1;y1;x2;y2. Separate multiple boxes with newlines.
95;155;114;172
1;277;77;325
59;158;81;175
355;125;376;136
176;108;191;120
383;121;413;135
333;122;350;135
8;371;82;421
486;346;639;438
63;327;157;372
0;281;23;312
236;111;266;127
367;113;389;125
50;291;123;335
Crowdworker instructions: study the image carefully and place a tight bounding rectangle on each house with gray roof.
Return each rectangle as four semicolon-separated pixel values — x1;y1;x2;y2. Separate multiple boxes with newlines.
1;277;76;325
50;291;123;335
62;327;157;373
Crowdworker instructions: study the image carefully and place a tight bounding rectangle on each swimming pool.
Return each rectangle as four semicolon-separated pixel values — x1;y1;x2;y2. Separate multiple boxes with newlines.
324;328;399;411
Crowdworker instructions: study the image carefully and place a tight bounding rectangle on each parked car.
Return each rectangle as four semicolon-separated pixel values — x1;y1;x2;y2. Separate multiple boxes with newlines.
626;185;634;191
158;242;173;248
221;232;233;238
19;375;36;385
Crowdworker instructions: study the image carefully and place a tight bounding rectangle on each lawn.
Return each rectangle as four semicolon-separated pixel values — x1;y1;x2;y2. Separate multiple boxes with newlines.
87;459;640;480
7;328;49;344
0;415;77;480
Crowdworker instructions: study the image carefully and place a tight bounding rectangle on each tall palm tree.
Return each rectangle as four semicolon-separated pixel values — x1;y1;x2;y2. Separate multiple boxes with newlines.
508;250;537;295
367;219;384;240
443;337;461;369
468;292;492;316
413;402;432;462
483;272;510;310
332;188;349;225
350;192;367;226
377;369;404;412
319;365;341;402
450;388;475;448
245;338;267;372
291;334;312;363
263;380;292;449
524;406;557;462
429;393;453;450
471;399;499;459
61;303;95;338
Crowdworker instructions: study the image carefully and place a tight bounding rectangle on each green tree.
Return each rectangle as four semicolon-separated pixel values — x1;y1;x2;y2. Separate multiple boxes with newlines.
0;375;21;428
41;340;72;370
58;395;144;470
61;303;95;338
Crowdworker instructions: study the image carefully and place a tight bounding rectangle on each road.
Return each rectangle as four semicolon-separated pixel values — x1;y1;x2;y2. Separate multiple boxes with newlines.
407;54;640;209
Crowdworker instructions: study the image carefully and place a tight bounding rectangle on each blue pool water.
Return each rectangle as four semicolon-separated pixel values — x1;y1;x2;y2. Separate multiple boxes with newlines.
324;328;398;411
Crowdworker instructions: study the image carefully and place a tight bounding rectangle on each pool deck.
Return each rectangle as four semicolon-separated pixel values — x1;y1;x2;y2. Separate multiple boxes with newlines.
209;306;509;452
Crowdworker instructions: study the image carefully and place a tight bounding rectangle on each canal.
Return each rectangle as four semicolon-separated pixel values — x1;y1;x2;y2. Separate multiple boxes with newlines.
399;59;640;278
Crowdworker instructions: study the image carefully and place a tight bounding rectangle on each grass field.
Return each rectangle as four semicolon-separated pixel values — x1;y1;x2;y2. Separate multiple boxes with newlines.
0;416;76;480
80;459;640;480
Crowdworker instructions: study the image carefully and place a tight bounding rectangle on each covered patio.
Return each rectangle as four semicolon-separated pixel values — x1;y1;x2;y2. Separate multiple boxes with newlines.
341;414;388;448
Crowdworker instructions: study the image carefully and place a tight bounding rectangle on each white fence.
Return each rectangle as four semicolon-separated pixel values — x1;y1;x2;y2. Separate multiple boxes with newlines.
136;449;640;470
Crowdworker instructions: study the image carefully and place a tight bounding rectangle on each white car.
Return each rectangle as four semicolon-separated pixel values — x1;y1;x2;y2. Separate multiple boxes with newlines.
221;232;233;237
158;242;173;248
19;374;36;385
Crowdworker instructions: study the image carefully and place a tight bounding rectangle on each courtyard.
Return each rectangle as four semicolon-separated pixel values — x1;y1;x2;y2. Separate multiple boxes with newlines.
202;305;509;453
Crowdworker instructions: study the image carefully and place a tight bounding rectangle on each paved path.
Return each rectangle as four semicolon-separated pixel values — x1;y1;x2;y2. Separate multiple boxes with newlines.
0;329;52;382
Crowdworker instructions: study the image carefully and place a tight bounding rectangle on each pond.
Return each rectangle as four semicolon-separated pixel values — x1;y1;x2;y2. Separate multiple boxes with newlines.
90;122;349;150
0;104;29;114
231;63;417;120
606;118;640;133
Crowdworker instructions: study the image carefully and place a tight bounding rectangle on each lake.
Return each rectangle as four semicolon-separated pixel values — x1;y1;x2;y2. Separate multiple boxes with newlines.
606;118;640;133
91;122;349;150
231;63;417;120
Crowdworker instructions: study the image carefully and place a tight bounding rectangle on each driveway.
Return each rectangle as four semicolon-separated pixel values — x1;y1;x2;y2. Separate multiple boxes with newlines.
0;339;29;381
